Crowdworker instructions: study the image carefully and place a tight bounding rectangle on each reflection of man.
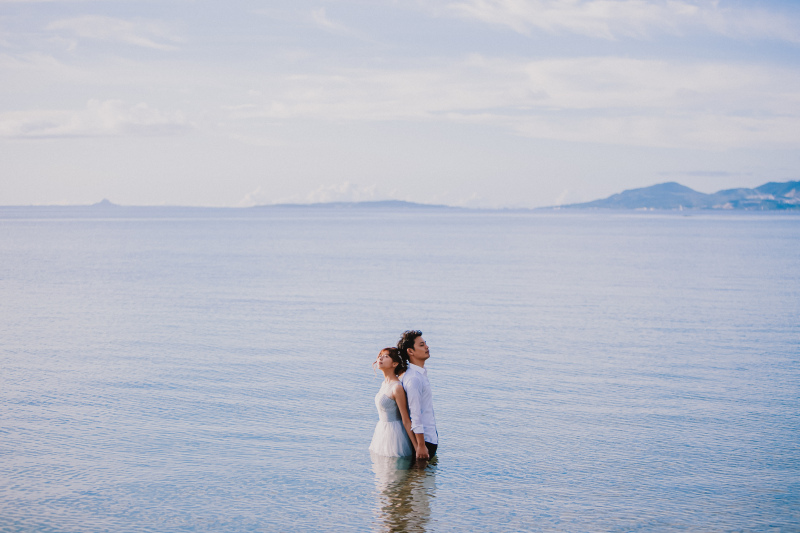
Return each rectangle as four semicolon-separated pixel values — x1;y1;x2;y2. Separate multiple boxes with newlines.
371;455;436;532
397;330;438;461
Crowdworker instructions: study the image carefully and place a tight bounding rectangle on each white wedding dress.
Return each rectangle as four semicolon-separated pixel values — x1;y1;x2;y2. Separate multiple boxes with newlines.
369;381;414;457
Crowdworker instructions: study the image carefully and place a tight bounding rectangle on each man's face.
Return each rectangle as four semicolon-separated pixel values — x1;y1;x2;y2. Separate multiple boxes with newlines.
408;336;430;362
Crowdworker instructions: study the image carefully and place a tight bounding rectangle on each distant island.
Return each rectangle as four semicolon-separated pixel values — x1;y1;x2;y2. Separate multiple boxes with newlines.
84;199;452;209
253;200;452;209
558;181;800;210
5;182;799;212
0;199;455;217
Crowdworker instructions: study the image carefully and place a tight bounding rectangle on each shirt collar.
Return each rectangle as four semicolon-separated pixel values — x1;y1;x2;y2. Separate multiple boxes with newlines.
408;362;427;376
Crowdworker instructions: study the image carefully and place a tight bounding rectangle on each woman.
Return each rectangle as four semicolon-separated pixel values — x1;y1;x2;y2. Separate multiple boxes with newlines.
369;347;417;457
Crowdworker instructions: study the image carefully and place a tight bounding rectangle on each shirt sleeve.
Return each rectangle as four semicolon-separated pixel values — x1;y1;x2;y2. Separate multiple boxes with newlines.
403;375;424;434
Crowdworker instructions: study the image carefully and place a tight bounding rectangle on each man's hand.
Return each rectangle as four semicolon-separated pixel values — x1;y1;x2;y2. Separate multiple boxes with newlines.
415;433;428;460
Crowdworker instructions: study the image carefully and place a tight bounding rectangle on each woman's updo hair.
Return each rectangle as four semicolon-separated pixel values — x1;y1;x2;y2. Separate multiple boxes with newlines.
380;347;407;376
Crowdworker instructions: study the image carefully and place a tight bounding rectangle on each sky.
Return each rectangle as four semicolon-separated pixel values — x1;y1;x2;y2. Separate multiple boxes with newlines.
1;0;799;208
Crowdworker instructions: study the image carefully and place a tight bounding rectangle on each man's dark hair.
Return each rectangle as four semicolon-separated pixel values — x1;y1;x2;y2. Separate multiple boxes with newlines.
397;330;422;364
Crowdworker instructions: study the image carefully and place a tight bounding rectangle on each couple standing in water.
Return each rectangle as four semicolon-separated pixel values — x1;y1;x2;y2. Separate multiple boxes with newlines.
370;330;438;461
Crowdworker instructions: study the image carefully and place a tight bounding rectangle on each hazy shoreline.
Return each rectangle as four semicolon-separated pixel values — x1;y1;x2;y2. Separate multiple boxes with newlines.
2;203;799;220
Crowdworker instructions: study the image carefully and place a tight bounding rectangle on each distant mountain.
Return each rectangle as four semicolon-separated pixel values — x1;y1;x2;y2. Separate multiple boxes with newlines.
91;198;118;208
255;200;452;209
560;181;800;210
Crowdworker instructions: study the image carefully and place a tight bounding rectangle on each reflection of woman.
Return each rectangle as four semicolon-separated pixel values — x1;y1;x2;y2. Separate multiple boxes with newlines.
371;454;436;532
369;348;416;457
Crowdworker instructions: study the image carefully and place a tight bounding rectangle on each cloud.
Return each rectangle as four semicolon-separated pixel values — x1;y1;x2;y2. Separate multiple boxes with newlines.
238;186;271;207
0;0;122;2
311;7;352;35
0;99;191;138
47;15;182;50
242;182;382;206
225;55;800;149
305;182;379;203
0;51;69;72
439;0;800;42
444;191;484;207
509;111;800;148
657;170;753;178
223;132;283;147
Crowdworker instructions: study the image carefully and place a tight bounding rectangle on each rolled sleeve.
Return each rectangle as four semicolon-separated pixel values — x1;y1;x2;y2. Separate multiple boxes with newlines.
403;376;424;434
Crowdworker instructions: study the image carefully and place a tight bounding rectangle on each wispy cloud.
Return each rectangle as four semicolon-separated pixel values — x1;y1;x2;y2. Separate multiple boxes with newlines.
311;7;353;35
47;15;182;50
304;181;378;203
242;182;382;206
0;0;127;2
0;99;191;138
0;0;106;2
224;55;800;148
238;186;271;207
553;188;588;205
657;170;753;178
0;51;70;72
439;0;800;42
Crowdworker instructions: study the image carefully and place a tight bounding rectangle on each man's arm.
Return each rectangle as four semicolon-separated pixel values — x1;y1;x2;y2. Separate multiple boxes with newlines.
404;376;429;460
414;433;428;460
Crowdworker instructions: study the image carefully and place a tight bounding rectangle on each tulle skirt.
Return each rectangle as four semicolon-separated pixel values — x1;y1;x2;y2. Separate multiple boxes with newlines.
369;420;414;457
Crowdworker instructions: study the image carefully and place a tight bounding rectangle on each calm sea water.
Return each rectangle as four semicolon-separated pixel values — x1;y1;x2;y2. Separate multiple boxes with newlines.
1;207;798;532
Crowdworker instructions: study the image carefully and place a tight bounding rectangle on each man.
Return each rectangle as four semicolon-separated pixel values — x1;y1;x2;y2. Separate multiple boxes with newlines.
397;330;438;460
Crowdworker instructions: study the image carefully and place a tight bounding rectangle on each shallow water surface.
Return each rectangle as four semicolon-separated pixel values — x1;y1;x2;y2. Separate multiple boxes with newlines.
1;208;798;531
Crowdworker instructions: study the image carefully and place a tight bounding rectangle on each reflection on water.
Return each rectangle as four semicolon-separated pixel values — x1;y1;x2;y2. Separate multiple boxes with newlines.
371;453;437;533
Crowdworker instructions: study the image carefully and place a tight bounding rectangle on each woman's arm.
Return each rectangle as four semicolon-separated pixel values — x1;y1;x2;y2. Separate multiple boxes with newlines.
391;383;420;453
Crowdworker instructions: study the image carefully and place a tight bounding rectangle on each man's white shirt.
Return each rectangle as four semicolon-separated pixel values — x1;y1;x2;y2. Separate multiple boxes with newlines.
400;363;438;445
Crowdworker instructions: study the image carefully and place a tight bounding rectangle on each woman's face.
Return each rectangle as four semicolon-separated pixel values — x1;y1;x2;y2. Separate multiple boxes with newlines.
375;351;398;371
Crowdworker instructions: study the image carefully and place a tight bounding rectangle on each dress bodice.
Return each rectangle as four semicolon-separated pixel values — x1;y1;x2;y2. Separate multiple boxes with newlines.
370;381;413;457
375;383;402;422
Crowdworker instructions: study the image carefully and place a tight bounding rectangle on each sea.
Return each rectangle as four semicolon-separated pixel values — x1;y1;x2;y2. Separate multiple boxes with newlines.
1;206;798;532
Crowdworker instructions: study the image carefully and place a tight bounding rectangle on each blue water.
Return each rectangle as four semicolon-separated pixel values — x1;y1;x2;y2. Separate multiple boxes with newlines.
1;207;798;532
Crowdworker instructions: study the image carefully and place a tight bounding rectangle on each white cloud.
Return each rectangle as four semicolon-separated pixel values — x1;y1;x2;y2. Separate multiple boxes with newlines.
238;186;271;207
0;99;191;138
243;182;382;206
0;51;68;72
225;55;800;149
47;15;182;50
444;191;484;207
0;0;127;2
511;112;800;149
239;182;382;206
550;188;595;206
305;182;379;203
311;7;352;35
223;132;283;147
439;0;800;42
